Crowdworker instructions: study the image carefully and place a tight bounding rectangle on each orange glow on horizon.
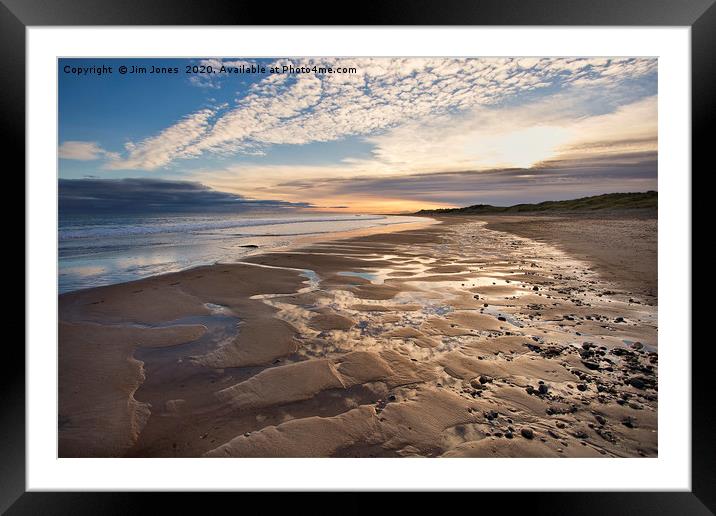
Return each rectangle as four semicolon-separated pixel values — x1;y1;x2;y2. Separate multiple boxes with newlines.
306;198;458;214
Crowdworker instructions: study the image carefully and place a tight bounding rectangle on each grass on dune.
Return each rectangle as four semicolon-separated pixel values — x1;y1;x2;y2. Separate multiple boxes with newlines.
415;191;657;215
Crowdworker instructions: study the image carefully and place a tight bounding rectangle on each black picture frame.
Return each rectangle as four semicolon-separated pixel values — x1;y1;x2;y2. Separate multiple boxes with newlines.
5;0;712;513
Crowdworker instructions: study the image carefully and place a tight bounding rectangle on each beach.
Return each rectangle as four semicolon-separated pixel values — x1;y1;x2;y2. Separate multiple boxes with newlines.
58;213;425;293
58;212;657;458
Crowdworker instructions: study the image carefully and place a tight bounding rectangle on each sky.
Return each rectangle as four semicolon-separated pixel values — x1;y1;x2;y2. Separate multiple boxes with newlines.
58;57;657;213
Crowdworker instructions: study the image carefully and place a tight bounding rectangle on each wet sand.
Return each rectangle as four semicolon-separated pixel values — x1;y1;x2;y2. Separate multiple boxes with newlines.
59;214;657;458
479;210;657;302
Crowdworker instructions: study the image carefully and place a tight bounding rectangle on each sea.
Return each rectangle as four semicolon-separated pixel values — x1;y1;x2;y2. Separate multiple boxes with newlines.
58;212;425;294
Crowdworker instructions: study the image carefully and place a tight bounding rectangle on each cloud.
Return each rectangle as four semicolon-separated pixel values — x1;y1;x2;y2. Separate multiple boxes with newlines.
58;178;312;214
103;109;216;170
354;94;657;173
59;141;119;161
188;75;222;89
259;156;658;211
189;94;657;208
552;95;657;162
187;59;258;89
191;153;657;213
104;57;656;171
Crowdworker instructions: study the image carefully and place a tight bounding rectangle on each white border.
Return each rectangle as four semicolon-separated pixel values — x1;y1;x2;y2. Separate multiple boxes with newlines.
27;27;691;491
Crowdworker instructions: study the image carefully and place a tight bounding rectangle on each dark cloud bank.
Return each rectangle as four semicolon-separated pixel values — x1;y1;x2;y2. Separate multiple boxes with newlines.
59;178;312;215
60;153;657;216
278;152;658;207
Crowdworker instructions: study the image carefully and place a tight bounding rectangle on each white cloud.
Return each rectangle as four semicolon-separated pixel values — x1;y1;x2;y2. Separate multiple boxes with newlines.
190;94;657;204
188;75;221;89
187;59;258;89
344;93;656;174
103;57;656;171
58;141;118;161
556;95;657;159
104;109;216;170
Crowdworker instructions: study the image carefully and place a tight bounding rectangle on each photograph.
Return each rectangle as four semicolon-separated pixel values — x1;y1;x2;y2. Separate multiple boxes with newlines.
57;56;659;459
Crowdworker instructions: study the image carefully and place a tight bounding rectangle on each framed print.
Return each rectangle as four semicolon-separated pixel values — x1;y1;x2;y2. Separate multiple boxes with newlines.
5;0;713;513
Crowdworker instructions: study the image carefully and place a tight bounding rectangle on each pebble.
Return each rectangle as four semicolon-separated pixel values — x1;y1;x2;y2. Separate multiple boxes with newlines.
622;416;637;428
629;378;646;389
520;428;534;439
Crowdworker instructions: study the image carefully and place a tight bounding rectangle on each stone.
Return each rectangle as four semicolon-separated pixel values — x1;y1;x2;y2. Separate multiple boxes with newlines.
621;416;637;428
629;378;646;389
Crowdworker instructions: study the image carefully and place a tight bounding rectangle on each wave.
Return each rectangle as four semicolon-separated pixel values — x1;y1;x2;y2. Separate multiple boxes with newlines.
59;215;388;241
